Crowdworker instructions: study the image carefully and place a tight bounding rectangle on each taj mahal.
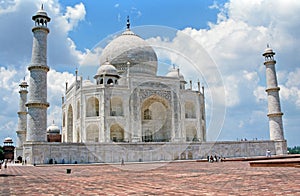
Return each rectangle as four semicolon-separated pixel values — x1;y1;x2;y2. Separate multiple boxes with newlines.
61;18;206;144
14;6;287;165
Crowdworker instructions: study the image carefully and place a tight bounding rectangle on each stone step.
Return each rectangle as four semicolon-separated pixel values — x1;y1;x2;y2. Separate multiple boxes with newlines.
249;158;300;167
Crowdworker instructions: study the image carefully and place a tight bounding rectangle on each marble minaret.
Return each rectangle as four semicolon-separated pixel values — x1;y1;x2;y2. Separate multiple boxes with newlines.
263;46;284;141
15;80;28;159
26;5;51;142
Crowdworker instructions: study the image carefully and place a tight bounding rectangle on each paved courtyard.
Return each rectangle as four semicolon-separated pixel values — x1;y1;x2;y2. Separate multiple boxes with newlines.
0;161;299;195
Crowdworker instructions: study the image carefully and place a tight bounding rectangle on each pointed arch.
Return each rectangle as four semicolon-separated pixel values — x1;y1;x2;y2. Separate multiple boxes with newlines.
107;78;114;84
86;97;99;117
141;95;171;142
110;124;124;142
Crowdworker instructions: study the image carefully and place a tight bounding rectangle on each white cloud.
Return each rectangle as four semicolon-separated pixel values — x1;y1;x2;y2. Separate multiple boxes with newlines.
0;0;17;14
62;2;86;32
167;0;300;144
79;47;103;66
253;86;266;102
0;66;18;90
48;69;74;127
286;68;300;87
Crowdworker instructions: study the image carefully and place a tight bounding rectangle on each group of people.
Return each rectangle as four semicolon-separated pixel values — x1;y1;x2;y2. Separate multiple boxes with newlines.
207;155;224;163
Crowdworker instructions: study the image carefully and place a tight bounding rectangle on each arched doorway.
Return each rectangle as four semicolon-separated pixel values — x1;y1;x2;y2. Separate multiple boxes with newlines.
141;95;171;142
110;124;124;142
67;105;73;142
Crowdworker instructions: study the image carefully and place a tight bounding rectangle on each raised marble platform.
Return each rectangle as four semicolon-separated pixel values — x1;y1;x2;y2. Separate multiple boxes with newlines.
22;140;287;165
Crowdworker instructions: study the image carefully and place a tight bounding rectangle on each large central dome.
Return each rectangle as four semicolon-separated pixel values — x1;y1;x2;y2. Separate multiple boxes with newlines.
99;26;158;76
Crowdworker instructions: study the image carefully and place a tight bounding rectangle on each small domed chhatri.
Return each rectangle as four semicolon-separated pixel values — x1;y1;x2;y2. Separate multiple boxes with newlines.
95;61;118;76
94;61;120;85
4;137;13;143
166;67;185;81
32;4;51;25
47;121;60;135
82;79;93;86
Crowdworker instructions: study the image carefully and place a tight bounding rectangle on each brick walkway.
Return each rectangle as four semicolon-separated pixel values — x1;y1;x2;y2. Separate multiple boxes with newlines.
0;161;299;195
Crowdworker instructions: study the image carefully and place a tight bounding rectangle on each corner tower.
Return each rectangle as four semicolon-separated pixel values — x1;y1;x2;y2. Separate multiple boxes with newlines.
26;5;50;142
263;46;284;141
16;80;28;149
15;80;28;161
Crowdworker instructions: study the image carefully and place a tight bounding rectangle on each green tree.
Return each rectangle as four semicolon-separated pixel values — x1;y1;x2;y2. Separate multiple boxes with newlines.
0;146;4;161
287;146;300;154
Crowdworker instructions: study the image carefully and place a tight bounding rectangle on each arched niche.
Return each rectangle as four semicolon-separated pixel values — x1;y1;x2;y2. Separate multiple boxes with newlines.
110;124;124;142
141;95;171;142
86;97;99;117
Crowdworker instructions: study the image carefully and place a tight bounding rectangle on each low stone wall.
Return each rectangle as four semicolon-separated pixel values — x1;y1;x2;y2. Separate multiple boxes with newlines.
23;140;286;165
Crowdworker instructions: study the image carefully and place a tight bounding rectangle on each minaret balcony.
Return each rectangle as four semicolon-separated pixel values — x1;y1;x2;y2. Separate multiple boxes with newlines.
267;112;284;117
32;26;50;33
264;60;276;65
25;102;49;109
265;87;280;92
28;64;49;72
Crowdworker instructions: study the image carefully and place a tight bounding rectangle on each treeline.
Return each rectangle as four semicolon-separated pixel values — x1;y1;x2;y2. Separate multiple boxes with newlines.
288;146;300;154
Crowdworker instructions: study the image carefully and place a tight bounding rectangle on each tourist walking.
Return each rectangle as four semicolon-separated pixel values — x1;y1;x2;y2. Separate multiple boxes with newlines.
266;149;271;157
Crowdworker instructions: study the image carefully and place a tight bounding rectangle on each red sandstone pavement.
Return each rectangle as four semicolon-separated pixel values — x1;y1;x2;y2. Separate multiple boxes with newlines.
0;161;299;195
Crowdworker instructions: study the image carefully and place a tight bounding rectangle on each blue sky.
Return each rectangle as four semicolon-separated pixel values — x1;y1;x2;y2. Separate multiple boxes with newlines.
0;0;299;147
